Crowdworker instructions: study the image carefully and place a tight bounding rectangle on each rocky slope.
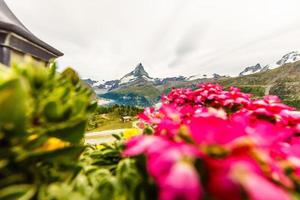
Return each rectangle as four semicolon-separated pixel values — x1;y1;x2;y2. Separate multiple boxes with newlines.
84;51;300;108
239;51;300;76
83;63;222;107
239;63;264;76
219;60;300;108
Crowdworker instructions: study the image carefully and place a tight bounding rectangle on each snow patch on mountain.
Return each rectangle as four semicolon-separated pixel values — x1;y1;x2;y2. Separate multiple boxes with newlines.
269;51;300;70
92;80;106;87
84;63;226;95
119;63;155;85
239;51;300;76
239;63;263;76
187;73;221;81
119;75;136;84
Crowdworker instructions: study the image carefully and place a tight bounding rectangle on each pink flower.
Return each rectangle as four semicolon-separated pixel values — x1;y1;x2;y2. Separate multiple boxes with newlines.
189;115;245;145
123;135;169;157
147;143;200;182
206;157;244;200
247;96;294;123
296;124;300;133
245;121;293;146
159;162;203;200
124;135;202;200
122;83;299;200
279;110;300;128
139;107;161;124
231;162;291;200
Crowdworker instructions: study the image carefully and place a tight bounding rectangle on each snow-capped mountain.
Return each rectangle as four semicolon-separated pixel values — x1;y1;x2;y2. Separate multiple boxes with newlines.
119;63;154;85
273;51;300;69
83;78;99;86
92;80;106;87
83;79;118;94
83;51;300;107
83;78;111;88
239;51;300;76
84;63;222;95
83;63;226;107
187;73;222;81
85;51;300;93
239;63;263;76
153;76;186;85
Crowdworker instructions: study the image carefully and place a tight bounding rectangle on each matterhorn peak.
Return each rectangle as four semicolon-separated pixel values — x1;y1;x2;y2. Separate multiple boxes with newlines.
132;63;149;77
118;63;153;85
136;63;144;70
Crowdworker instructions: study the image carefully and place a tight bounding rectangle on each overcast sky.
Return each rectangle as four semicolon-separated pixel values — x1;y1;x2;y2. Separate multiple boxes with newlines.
6;0;300;80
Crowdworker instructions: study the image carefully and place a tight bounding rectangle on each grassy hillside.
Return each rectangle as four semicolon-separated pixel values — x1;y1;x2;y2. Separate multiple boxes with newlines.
116;84;161;99
101;83;162;107
217;61;300;108
102;80;200;106
86;112;133;132
86;105;143;132
101;61;300;109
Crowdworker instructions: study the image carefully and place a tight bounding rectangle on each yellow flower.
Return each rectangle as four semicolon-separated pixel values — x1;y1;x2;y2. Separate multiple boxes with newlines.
40;137;69;151
123;128;141;140
96;144;105;150
28;134;38;141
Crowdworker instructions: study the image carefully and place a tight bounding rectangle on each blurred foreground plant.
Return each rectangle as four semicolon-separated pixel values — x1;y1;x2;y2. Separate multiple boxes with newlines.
5;58;300;200
40;135;151;200
0;58;96;199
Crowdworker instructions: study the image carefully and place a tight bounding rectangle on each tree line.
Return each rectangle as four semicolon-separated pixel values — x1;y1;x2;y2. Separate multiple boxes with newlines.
95;104;144;117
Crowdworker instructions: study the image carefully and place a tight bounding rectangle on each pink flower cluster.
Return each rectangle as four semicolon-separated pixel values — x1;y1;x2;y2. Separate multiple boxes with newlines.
123;83;300;200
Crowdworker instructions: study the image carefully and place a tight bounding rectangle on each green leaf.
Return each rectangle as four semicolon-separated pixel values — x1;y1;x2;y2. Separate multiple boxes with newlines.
0;78;27;135
0;184;35;200
91;177;116;200
61;68;80;85
43;101;72;122
23;146;84;163
46;120;86;143
112;133;122;141
43;101;59;122
87;102;98;113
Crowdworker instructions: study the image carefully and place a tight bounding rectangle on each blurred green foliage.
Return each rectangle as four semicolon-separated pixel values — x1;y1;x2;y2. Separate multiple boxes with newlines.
0;58;97;199
0;58;153;200
38;137;152;200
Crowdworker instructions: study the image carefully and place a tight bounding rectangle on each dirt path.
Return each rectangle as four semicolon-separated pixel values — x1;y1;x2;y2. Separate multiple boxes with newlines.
265;84;273;96
84;129;125;144
84;121;142;144
264;74;282;96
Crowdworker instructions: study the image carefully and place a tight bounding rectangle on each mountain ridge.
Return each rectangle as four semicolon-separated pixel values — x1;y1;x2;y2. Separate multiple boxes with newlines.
84;63;222;96
83;51;300;108
239;51;300;76
217;60;300;108
84;63;223;106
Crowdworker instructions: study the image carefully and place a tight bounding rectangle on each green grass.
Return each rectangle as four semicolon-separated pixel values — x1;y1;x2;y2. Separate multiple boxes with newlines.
86;113;134;132
222;85;266;98
216;61;300;109
283;99;300;109
116;84;161;100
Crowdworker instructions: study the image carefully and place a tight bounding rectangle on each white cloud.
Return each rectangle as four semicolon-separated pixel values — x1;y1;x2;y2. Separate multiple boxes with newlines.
6;0;300;80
